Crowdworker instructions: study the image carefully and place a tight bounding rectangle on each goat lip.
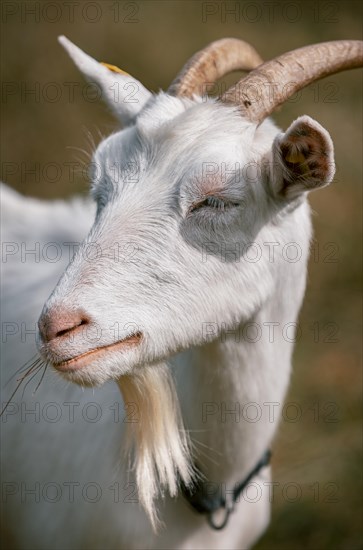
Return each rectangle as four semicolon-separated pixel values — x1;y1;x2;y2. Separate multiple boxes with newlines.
51;332;142;372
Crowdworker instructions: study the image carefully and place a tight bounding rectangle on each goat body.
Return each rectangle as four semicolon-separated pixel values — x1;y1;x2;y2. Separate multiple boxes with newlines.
2;37;361;549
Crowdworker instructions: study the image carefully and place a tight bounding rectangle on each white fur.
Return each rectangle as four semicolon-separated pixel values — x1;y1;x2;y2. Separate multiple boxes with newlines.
58;35;151;125
1;38;336;549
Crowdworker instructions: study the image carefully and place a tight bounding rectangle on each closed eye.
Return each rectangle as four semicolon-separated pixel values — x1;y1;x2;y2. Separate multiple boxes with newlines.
189;195;240;214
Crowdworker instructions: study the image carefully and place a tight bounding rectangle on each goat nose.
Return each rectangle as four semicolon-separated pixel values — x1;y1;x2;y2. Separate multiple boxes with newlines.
38;309;89;343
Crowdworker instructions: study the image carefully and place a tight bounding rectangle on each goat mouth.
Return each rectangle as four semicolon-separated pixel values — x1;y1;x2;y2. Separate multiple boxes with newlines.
52;332;143;372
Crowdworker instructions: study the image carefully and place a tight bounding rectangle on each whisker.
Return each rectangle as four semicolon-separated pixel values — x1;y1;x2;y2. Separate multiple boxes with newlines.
5;354;40;386
0;358;48;418
33;363;48;395
21;365;45;398
0;379;23;417
0;364;39;419
16;359;43;382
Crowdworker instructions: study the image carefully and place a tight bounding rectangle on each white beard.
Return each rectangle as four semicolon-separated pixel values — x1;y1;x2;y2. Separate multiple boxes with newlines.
117;362;193;531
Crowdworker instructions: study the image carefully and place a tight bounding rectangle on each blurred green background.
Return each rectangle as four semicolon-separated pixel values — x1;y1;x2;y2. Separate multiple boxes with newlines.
1;1;362;548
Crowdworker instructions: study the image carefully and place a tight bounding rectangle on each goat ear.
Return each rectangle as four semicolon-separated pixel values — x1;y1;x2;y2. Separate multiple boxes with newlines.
269;115;335;200
58;36;151;125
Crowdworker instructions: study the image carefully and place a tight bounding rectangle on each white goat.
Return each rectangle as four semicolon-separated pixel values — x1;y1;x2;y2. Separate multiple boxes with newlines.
1;37;362;549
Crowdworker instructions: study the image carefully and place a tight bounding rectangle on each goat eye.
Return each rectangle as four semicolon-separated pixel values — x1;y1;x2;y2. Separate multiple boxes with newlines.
189;196;239;213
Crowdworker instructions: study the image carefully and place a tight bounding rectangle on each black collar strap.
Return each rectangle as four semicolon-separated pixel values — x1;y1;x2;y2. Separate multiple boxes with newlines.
181;449;271;530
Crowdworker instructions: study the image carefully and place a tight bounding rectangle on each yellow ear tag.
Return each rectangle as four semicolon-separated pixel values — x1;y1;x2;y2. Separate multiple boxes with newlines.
285;152;306;164
285;151;310;175
101;62;129;76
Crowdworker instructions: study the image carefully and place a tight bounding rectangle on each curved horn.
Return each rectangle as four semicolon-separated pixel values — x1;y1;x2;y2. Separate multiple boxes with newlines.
168;38;263;97
221;40;363;123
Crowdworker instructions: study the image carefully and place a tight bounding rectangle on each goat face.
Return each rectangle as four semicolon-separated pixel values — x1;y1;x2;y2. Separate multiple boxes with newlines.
37;39;335;386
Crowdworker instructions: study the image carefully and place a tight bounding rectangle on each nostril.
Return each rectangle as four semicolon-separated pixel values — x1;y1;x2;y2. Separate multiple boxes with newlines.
55;318;88;339
38;310;90;343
